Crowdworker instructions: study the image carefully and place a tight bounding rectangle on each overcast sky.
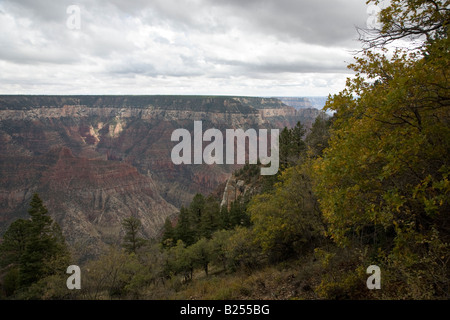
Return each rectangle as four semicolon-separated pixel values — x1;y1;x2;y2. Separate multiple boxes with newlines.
0;0;373;97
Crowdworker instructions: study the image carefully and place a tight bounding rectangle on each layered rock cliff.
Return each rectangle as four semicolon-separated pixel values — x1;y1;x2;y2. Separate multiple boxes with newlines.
0;95;321;257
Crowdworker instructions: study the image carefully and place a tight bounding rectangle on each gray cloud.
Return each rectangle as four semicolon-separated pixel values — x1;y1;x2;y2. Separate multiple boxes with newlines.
0;0;369;96
207;0;368;46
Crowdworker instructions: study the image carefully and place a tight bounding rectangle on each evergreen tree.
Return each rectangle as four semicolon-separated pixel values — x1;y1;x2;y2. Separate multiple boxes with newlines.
279;127;292;166
0;219;30;268
199;195;220;239
290;121;307;157
0;219;31;296
279;121;307;167
218;205;231;230
122;216;147;254
161;217;176;248
228;201;250;228
175;206;195;246
189;193;205;230
17;193;69;290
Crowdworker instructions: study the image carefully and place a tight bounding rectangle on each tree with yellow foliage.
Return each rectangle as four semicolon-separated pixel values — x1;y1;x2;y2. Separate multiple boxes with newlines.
314;0;449;298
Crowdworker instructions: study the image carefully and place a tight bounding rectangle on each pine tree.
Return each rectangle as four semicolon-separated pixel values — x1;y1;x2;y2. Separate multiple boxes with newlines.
161;218;176;248
122;216;147;254
279;121;307;167
175;206;195;246
189;193;205;230
290;121;307;157
17;193;70;289
279;127;292;167
218;205;230;230
199;195;220;239
228;201;250;228
0;219;31;296
0;219;30;268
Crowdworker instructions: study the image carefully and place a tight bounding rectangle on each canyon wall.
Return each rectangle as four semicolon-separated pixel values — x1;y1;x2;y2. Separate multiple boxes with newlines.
0;95;321;257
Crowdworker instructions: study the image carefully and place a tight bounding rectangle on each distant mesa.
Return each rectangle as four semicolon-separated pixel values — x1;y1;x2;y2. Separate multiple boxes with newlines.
275;96;328;110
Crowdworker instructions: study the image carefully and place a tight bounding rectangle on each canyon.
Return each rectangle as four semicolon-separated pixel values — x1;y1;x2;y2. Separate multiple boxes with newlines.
0;95;322;258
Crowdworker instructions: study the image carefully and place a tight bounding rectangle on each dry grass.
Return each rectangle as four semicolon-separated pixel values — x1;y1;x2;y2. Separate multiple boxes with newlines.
160;255;324;300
